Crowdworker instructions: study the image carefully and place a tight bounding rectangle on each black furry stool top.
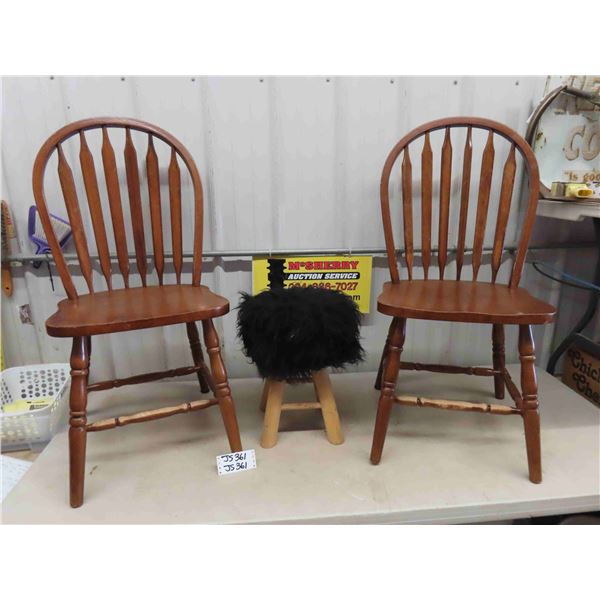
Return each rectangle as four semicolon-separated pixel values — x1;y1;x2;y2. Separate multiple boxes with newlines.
237;287;364;381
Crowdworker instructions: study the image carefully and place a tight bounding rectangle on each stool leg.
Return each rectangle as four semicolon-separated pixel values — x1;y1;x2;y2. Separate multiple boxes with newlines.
313;369;344;445
261;378;285;448
260;378;270;412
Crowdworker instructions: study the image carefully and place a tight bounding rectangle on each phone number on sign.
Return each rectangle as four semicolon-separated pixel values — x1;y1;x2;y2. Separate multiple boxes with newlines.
287;281;358;291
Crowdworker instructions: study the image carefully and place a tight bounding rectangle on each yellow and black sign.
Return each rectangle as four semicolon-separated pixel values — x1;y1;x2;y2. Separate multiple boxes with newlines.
252;255;373;313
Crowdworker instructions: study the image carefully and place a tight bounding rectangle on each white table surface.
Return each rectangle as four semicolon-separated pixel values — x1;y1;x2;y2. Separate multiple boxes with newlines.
2;368;599;524
537;198;600;222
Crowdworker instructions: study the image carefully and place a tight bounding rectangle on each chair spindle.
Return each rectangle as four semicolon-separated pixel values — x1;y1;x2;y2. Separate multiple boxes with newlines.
169;148;183;284
101;127;130;287
438;127;452;279
79;132;112;289
472;131;495;280
57;144;94;292
456;127;472;280
401;148;414;280
421;132;433;279
491;144;517;282
124;128;147;287
146;135;165;285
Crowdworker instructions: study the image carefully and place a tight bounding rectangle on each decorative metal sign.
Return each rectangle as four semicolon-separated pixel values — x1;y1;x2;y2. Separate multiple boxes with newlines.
531;76;600;191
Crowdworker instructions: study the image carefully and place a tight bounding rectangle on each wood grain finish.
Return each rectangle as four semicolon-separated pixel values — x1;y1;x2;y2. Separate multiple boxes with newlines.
371;317;405;465
46;285;229;337
32;117;240;507
57;145;94;292
202;318;242;453
79;132;112;289
491;145;516;283
519;324;542;483
399;361;499;377
395;395;520;415
377;280;555;324
124;128;147;286
421;133;433;279
456;127;472;280
101;127;130;287
168;148;183;284
438;128;452;279
375;317;397;390
374;117;552;479
380;117;541;287
260;379;285;448
502;368;522;410
68;336;89;508
88;365;203;392
401;148;414;279
86;398;218;432
186;321;211;394
312;370;344;445
472;131;495;281
260;370;344;448
492;324;506;399
146;135;165;284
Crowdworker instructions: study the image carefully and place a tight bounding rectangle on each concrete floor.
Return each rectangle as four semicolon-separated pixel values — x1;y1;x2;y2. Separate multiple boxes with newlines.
2;367;599;524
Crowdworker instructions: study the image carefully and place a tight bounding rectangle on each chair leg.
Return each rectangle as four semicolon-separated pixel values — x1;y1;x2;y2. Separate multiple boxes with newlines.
186;321;211;394
492;324;505;400
260;378;285;448
375;318;396;390
519;324;542;484
370;318;406;465
201;319;242;452
69;336;90;508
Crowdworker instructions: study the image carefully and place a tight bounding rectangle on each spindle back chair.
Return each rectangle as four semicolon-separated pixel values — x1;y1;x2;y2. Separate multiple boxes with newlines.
371;117;556;483
33;117;242;507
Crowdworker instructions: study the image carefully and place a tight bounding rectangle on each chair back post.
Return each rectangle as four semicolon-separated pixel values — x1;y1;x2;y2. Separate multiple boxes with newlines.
380;117;540;287
32;117;205;299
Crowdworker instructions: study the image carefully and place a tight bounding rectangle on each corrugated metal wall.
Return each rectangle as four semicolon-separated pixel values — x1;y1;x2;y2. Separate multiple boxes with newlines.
1;76;596;379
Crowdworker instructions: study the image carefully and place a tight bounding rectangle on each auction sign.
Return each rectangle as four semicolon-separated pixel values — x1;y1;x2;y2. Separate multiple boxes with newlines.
252;255;373;313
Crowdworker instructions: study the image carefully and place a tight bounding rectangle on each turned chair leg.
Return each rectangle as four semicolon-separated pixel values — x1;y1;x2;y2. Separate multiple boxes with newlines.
375;318;397;390
370;318;406;465
492;324;505;400
202;319;243;452
519;324;542;483
186;321;211;394
69;336;90;508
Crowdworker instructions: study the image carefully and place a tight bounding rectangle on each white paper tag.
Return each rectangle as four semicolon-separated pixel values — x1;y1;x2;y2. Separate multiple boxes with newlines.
216;449;257;476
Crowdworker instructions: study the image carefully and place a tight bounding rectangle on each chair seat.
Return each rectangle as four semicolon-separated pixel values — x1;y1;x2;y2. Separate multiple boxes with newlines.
377;280;556;324
46;285;229;337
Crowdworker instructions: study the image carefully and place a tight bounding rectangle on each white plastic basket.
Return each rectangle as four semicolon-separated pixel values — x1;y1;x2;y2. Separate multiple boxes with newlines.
1;363;70;451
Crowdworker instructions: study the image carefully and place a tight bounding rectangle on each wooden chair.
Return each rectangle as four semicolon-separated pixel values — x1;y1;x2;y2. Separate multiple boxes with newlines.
32;117;242;507
371;117;556;483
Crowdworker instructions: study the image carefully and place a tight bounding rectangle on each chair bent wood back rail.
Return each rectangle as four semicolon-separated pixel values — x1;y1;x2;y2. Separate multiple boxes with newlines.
372;117;557;483
33;117;242;507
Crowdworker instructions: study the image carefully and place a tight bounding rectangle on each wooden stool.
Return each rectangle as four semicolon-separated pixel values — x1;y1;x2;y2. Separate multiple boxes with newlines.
259;369;344;448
